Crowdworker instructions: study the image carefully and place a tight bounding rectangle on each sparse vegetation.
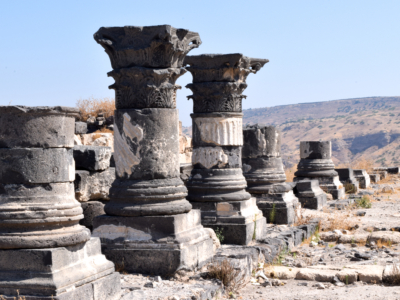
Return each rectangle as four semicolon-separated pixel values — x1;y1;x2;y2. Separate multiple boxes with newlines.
76;97;115;121
208;259;247;293
215;227;225;243
355;196;372;208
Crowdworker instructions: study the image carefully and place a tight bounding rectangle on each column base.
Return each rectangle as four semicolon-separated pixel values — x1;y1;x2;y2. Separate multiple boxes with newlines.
253;191;299;225
191;198;266;245
294;180;328;210
92;210;214;276
0;238;121;300
295;176;345;200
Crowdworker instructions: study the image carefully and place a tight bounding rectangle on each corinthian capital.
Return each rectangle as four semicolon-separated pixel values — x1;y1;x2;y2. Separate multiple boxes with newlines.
94;25;202;69
184;53;269;83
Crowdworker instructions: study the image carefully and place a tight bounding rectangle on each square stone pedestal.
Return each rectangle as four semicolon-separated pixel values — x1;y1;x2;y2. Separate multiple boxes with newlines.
0;238;121;300
252;191;299;225
295;176;345;200
294;180;328;210
92;210;214;276
191;198;266;245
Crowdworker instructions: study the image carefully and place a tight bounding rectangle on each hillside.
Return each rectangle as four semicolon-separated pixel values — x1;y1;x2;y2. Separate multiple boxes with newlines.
183;96;400;168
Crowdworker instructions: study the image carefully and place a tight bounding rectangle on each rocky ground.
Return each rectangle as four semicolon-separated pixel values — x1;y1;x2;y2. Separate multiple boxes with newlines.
115;175;400;300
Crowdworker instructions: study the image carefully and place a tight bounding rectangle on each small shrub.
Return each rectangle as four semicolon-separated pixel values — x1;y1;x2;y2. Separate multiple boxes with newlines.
214;227;224;243
344;182;357;194
208;259;247;293
355;196;372;208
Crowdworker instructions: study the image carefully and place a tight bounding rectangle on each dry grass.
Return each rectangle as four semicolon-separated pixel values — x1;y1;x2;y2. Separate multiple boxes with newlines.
351;158;375;173
208;259;247;293
320;207;356;232
0;290;26;300
285;166;296;182
344;182;357;194
94;127;114;134
76;97;115;121
378;174;397;185
294;208;313;226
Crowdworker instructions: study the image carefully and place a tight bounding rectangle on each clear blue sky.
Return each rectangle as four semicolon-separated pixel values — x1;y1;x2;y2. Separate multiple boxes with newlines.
1;0;399;125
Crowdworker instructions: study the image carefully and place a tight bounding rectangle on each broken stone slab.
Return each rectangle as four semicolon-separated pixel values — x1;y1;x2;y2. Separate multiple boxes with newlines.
0;106;78;148
75;121;88;134
92;210;213;276
387;167;400;174
369;173;380;183
335;168;360;193
328;197;355;210
80;200;106;231
383;263;400;283
373;168;388;179
294;180;327;210
81;133;114;150
73;145;112;171
267;266;299;279
0;148;75;184
74;168;116;202
0;238;121;299
353;169;371;188
344;264;384;283
216;245;265;272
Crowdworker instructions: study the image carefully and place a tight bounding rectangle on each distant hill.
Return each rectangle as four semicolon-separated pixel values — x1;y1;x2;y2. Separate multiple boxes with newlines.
183;96;400;168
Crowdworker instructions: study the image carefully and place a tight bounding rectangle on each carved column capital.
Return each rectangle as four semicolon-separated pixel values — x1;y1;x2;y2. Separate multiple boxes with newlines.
108;67;186;109
94;25;202;69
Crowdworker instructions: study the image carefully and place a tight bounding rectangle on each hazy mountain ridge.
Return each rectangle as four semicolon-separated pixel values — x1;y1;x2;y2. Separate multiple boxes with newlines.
183;96;400;168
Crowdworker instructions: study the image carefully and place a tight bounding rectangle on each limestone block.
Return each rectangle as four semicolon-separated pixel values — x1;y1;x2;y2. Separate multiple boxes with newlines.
74;134;82;145
296;268;336;282
194;117;243;146
75;168;116;202
0;148;75;184
75;121;88;134
73;145;112;171
0;106;78;148
204;228;221;253
82;133;114;150
268;266;299;279
345;265;384;283
369;174;380;183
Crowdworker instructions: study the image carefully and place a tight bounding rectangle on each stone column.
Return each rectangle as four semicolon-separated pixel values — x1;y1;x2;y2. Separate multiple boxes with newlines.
242;124;299;224
0;106;120;299
185;54;268;245
294;141;345;200
92;25;213;275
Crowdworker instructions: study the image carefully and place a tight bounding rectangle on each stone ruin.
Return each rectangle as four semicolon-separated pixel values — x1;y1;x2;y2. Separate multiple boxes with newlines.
0;106;121;299
184;53;269;245
335;168;360;194
353;169;371;189
242;124;299;225
90;25;214;275
294;141;345;200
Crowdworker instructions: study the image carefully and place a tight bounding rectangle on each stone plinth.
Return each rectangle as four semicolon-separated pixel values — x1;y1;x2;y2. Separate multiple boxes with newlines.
335;168;360;194
353;169;371;189
369;173;380;183
92;25;213;273
294;180;327;210
242;125;299;225
388;167;400;174
185;54;268;244
373;167;389;179
0;106;120;299
294;141;345;200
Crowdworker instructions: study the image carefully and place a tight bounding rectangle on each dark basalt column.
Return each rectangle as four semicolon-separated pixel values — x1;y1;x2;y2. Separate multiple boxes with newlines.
294;141;345;200
92;25;213;275
0;106;120;299
185;54;268;245
242;125;300;224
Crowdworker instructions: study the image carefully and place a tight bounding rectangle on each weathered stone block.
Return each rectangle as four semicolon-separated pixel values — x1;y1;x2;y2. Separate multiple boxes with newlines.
73;145;112;171
294;180;327;210
74;168;115;202
0;106;78;148
0;238;120;299
335;168;359;193
92;210;214;275
369;173;380;183
353;169;371;188
75;121;88;134
0;148;75;184
80;201;106;231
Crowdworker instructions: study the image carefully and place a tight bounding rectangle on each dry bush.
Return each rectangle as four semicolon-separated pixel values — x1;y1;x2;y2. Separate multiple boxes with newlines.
320;208;355;232
294;208;313;226
351;158;375;173
94;128;114;134
76;97;115;121
285;165;296;182
344;182;357;194
208;259;247;293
